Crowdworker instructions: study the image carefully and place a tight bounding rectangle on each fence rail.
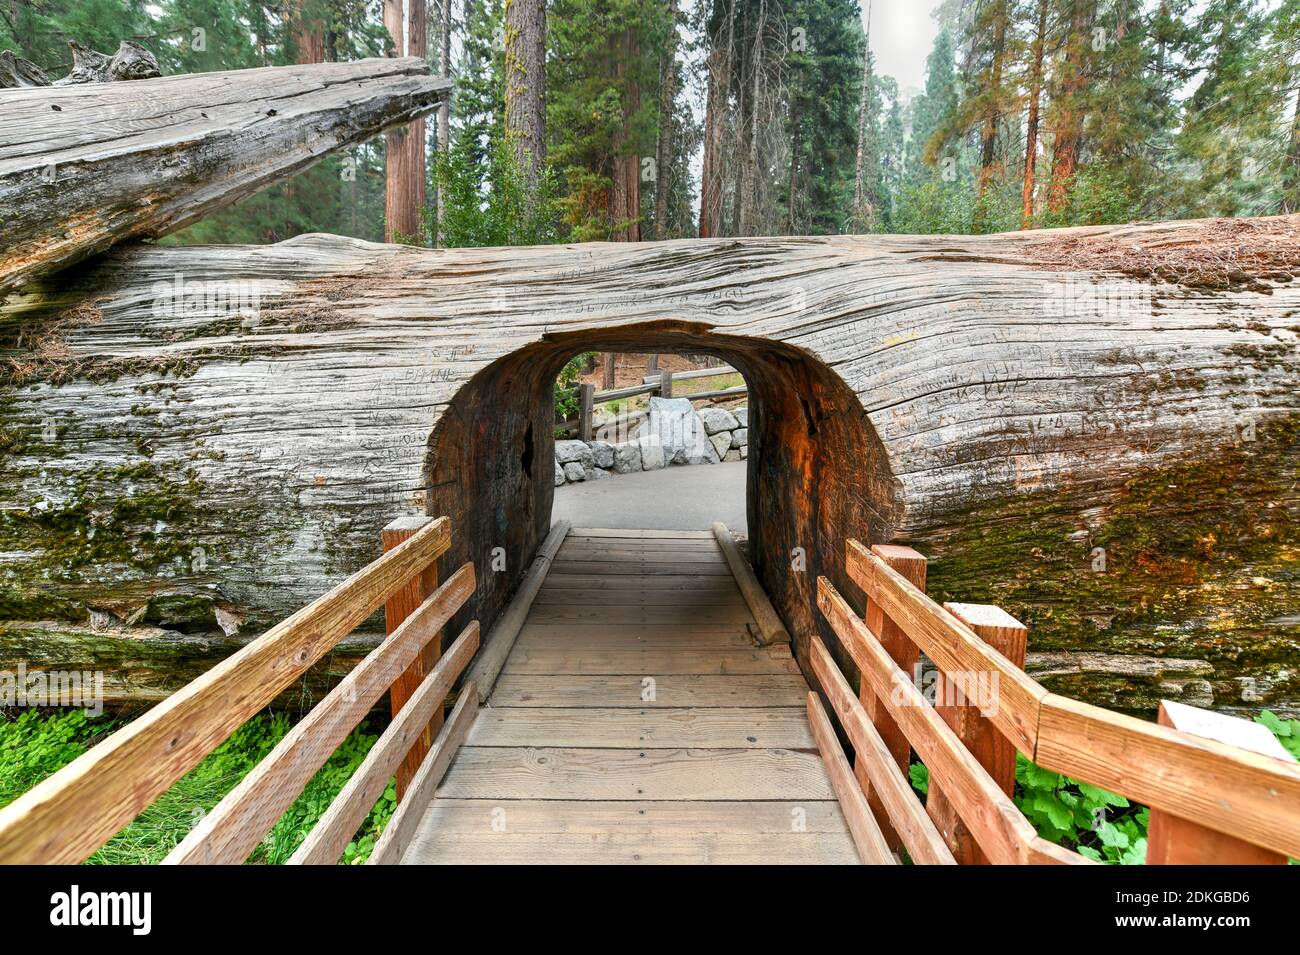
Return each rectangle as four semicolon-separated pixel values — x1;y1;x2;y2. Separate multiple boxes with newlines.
558;366;747;440
0;514;474;866
813;539;1300;865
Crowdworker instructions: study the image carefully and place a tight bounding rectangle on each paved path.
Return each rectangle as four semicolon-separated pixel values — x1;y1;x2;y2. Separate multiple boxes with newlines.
552;462;747;532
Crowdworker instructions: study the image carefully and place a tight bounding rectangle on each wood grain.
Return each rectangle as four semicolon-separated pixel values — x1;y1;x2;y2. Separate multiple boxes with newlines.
1036;693;1300;860
807;692;893;864
0;517;450;864
368;687;478;866
808;635;955;865
164;560;474;864
490;673;809;708
0;58;450;294
290;619;479;864
435;747;837;800
466;706;815;749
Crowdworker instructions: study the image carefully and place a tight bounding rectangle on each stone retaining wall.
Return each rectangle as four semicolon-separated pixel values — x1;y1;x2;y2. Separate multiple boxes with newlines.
555;398;748;485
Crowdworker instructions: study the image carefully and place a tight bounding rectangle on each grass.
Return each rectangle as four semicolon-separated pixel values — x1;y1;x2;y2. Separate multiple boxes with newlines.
0;708;396;864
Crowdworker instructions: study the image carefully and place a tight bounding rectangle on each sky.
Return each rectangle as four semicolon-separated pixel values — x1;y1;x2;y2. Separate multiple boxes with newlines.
866;0;944;99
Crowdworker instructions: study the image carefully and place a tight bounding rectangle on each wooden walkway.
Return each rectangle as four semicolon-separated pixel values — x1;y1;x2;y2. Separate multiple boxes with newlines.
402;528;859;864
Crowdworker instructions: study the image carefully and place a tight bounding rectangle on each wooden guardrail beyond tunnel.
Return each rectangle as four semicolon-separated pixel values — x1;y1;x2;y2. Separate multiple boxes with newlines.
811;539;1300;865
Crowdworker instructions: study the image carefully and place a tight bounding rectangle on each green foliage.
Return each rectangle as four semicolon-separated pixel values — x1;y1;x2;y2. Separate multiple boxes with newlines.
1256;709;1300;761
432;136;567;248
0;710;117;806
0;709;394;864
1015;754;1148;864
553;351;595;423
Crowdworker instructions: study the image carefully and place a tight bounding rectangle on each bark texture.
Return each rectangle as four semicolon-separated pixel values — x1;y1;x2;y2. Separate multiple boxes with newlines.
0;57;450;296
505;0;547;190
383;0;428;243
1;217;1296;712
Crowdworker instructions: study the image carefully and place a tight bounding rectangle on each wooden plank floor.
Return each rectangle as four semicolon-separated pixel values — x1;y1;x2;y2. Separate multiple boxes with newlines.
402;528;859;865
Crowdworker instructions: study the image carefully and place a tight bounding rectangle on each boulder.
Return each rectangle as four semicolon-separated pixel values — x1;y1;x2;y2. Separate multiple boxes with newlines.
735;407;749;427
612;441;642;474
723;450;742;463
555;440;593;467
699;406;739;435
638;433;666;471
554;459;565;486
588;467;612;480
646;396;696;464
648;396;719;465
731;427;748;449
563;462;586;482
740;446;748;459
589;440;615;470
709;431;732;460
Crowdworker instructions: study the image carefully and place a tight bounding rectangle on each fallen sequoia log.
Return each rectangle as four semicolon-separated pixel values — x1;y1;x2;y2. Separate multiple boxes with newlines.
0;216;1296;712
0;57;450;297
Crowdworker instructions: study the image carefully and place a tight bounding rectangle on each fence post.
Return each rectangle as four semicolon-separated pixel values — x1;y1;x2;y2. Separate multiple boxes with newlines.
1146;700;1290;864
925;602;1027;864
602;352;616;389
382;515;441;802
856;544;926;851
578;383;594;442
659;369;673;399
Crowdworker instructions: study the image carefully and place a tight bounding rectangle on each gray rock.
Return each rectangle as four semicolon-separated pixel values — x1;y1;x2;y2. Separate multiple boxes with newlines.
563;462;586;482
731;427;748;449
588;467;612;480
589;440;615;469
555;439;593;467
723;450;742;463
648;396;718;465
699;406;739;435
638;434;666;470
612;441;642;474
646;396;696;464
554;459;565;487
734;407;748;427
709;431;732;461
740;445;748;459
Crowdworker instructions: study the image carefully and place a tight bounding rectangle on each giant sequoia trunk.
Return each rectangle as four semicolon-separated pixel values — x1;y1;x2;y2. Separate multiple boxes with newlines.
1;216;1296;713
0;57;450;296
383;0;428;243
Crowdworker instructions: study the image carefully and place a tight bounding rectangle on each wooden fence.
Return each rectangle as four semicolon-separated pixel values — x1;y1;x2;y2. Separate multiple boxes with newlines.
558;365;747;441
811;539;1300;865
0;515;476;865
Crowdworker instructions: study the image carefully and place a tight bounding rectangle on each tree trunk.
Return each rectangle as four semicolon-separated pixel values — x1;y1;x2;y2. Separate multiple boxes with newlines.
1021;0;1048;228
608;30;641;242
974;1;1008;231
787;114;801;234
653;0;678;240
5;218;1297;712
851;1;874;232
699;0;734;239
1047;0;1093;214
293;0;326;64
436;0;451;242
737;0;766;237
1282;85;1300;214
0;59;449;297
384;0;428;244
505;0;546;191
